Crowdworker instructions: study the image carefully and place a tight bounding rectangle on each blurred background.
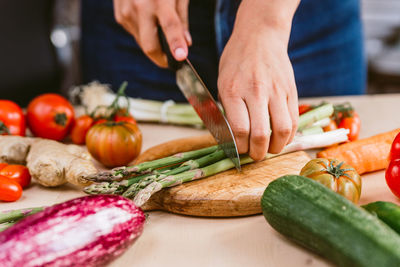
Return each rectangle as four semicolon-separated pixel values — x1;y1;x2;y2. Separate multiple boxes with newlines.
1;0;399;106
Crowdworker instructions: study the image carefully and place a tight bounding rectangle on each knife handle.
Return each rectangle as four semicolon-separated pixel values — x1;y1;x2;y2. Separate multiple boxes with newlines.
157;26;184;71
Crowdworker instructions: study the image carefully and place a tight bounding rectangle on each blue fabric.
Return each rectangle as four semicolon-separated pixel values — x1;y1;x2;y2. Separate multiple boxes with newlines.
81;0;366;101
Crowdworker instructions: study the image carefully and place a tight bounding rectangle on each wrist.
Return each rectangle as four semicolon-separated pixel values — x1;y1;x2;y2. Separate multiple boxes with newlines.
234;0;299;43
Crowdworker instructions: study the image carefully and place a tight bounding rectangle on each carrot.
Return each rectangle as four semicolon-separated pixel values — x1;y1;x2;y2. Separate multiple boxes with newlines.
317;128;400;175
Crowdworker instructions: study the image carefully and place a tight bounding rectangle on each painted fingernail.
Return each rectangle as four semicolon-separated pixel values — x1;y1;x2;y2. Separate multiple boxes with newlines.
184;31;192;45
174;48;187;60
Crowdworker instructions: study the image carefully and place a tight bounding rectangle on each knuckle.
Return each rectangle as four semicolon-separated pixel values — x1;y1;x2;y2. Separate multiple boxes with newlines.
233;126;249;139
163;16;180;31
252;132;268;145
132;0;145;9
275;126;291;138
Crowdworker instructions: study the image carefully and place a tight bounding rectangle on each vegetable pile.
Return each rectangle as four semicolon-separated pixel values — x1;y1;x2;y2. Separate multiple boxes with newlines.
299;102;361;140
262;175;400;267
84;102;350;207
0;163;31;202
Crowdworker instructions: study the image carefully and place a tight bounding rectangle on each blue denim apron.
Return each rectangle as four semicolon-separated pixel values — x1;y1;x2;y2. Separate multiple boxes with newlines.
81;0;366;101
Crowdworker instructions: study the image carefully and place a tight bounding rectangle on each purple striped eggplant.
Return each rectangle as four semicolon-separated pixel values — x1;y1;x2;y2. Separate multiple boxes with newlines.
0;195;145;267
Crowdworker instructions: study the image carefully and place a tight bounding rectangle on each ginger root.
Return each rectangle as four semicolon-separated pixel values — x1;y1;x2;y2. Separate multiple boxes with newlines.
0;136;97;187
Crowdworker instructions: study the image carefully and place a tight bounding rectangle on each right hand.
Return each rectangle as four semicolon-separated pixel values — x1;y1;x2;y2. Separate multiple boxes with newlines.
113;0;191;68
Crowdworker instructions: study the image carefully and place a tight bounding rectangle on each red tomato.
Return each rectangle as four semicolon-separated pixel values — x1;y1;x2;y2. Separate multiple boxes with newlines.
386;159;400;198
0;175;22;202
114;115;137;125
27;94;75;141
0;165;31;188
86;122;142;168
93;119;107;125
0;163;8;171
323;119;338;132
338;112;361;141
70;115;94;145
0;100;26;136
299;104;312;115
390;132;400;161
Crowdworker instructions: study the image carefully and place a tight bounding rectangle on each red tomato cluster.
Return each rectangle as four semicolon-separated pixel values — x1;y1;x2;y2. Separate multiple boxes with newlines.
386;133;400;198
0;163;31;202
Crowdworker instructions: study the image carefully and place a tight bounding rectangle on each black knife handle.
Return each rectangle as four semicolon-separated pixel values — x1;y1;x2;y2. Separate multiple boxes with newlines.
157;26;184;71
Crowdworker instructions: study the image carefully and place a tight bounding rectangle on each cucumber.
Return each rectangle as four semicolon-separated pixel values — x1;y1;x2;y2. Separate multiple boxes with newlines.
362;201;400;234
262;175;400;267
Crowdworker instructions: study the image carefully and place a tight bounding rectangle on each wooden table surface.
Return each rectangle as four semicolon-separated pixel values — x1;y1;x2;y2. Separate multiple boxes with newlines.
2;94;400;267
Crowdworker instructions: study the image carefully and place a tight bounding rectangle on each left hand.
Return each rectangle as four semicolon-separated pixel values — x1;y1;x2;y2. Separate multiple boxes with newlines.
218;1;299;161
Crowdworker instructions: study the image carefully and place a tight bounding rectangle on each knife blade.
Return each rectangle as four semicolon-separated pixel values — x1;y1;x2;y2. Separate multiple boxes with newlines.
158;27;241;171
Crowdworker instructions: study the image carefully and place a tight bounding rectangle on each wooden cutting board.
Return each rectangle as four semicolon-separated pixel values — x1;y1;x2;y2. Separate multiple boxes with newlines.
138;136;310;217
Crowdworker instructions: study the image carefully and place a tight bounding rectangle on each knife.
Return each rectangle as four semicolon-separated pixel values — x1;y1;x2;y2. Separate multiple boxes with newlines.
158;27;241;171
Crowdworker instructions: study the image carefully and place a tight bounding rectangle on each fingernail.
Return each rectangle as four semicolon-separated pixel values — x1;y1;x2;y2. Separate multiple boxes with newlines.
184;31;192;45
174;48;187;60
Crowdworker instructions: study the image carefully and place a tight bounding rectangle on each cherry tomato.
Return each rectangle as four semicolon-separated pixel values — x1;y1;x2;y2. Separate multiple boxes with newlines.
323;119;338;132
114;114;137;125
0;163;8;171
86;121;142;168
0;175;22;202
27;94;75;141
0;100;26;136
390;132;400;161
70;115;94;145
93;118;108;125
386;159;400;198
299;104;312;115
0;165;31;188
338;112;361;141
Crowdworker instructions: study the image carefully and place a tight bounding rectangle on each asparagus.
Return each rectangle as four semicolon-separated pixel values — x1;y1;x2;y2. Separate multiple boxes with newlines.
85;149;226;196
0;222;15;232
86;145;219;182
132;155;257;206
0;207;44;224
122;149;226;198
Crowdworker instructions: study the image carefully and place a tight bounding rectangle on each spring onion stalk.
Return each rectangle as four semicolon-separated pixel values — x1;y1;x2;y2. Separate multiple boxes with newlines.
282;128;349;153
301;126;324;136
298;103;334;131
71;82;203;126
311;117;331;128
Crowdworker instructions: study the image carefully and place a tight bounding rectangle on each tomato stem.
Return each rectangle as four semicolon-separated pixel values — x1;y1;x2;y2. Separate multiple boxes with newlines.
54;113;67;126
0;121;10;135
322;161;353;179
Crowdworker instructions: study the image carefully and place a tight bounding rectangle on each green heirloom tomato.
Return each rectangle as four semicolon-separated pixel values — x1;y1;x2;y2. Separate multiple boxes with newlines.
300;158;362;203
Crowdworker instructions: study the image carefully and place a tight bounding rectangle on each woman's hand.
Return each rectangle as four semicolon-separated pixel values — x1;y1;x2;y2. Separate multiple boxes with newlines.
113;0;191;67
218;0;300;161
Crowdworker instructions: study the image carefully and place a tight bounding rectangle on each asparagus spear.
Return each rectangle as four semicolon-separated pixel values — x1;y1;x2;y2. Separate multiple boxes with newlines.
122;149;226;198
85;149;226;196
86;145;219;182
0;222;15;232
132;155;257;206
0;207;45;225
